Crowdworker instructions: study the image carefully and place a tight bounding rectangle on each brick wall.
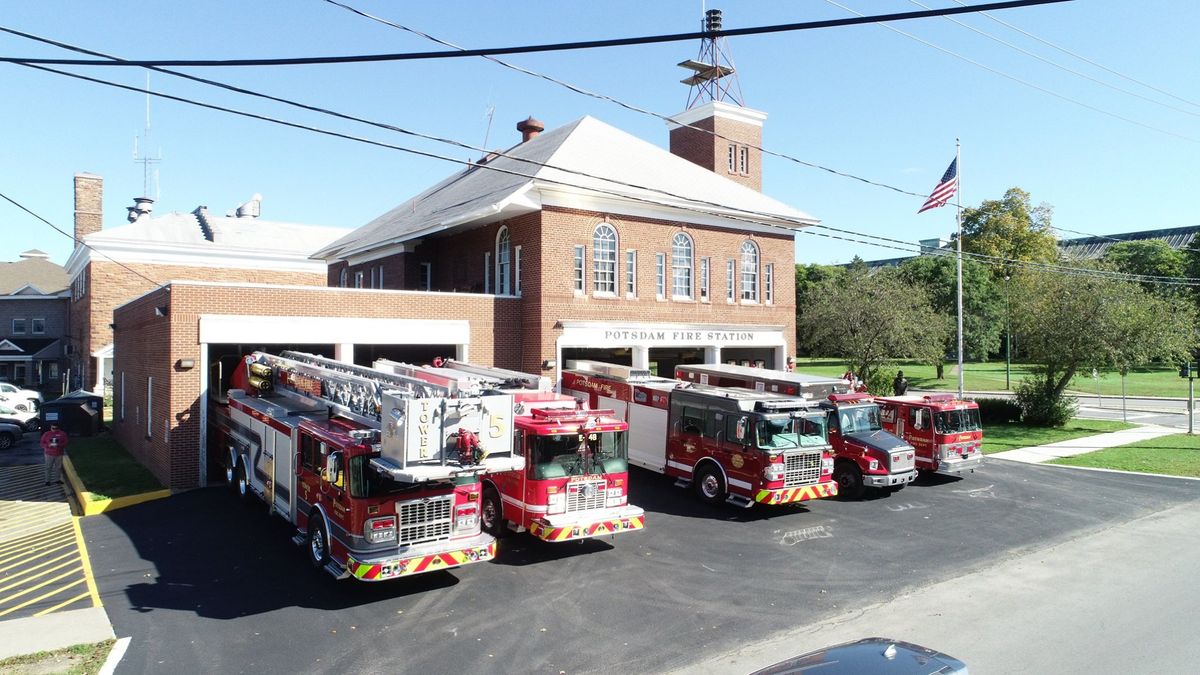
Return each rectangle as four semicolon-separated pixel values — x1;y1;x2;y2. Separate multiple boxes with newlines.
669;115;763;192
73;174;103;247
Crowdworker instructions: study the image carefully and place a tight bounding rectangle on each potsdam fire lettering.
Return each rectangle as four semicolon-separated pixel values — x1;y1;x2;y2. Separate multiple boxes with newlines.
602;329;755;342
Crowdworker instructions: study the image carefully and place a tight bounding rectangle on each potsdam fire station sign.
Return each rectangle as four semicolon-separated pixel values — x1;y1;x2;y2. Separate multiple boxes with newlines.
557;321;785;348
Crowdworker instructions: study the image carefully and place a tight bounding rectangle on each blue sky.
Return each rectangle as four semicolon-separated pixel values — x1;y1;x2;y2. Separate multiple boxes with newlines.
2;1;1197;266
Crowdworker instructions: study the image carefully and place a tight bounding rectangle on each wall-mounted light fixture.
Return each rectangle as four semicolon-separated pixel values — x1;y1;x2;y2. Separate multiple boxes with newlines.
176;359;195;370
541;359;556;370
154;306;169;317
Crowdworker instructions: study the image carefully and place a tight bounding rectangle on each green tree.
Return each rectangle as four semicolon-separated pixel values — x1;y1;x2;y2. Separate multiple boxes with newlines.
795;264;846;355
897;255;1003;375
797;269;950;387
1101;240;1185;297
1010;267;1194;423
961;188;1057;276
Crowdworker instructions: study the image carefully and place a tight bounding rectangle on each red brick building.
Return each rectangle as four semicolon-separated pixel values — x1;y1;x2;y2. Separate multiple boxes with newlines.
112;101;821;490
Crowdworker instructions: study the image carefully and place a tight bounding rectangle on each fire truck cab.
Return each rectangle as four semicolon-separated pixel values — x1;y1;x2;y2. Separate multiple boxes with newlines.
375;359;646;543
821;393;918;499
563;361;838;509
875;394;984;475
210;351;501;582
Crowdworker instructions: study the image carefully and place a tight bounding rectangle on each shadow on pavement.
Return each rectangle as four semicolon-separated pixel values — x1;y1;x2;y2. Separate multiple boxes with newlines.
627;466;816;523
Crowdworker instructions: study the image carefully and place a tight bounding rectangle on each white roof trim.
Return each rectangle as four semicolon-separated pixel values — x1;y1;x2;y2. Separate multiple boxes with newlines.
0;339;22;352
666;101;768;130
92;343;114;359
66;238;330;276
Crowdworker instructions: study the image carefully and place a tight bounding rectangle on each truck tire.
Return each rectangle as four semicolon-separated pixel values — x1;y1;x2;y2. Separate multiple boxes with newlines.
834;461;865;500
235;461;254;505
307;513;331;569
481;487;506;538
24;419;40;433
0;432;13;451
693;463;727;505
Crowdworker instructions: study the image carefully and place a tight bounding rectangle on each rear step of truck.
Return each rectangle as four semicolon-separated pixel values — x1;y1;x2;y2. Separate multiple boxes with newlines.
725;494;754;509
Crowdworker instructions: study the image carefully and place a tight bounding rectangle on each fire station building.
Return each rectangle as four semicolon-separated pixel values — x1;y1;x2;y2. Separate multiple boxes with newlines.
112;100;819;490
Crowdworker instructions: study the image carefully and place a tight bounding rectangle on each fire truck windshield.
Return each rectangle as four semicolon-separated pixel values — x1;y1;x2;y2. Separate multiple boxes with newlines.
349;454;416;498
756;415;828;450
838;405;882;434
531;431;628;479
934;408;982;434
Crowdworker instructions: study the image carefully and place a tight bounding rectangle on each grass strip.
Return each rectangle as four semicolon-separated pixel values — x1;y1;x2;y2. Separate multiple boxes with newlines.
982;419;1136;454
66;434;163;500
0;639;115;675
1050;433;1200;477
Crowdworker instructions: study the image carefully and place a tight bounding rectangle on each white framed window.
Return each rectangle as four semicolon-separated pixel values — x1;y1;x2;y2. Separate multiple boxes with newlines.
515;245;523;296
11;318;26;335
655;253;666;300
339;268;348;288
671;232;693;300
496;226;511;295
727;144;737;173
765;263;774;304
740;240;759;303
625;250;637;297
700;258;710;302
420;262;432;291
739;146;749;174
32;318;45;335
573;245;585;294
484;252;491;293
369;266;378;289
71;269;87;301
354;271;364;289
726;259;735;303
593;223;618;295
14;363;26;384
120;371;125;422
146;376;153;439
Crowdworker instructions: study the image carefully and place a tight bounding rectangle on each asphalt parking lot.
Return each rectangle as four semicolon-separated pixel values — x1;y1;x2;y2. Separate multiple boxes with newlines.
83;460;1199;674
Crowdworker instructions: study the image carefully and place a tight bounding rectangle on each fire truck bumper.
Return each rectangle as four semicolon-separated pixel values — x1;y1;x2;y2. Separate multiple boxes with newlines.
863;468;917;488
754;481;838;505
528;506;646;542
344;533;496;581
936;454;984;475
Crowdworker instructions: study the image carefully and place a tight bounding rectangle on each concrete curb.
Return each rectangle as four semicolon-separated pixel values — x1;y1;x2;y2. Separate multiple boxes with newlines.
63;457;171;517
0;607;115;660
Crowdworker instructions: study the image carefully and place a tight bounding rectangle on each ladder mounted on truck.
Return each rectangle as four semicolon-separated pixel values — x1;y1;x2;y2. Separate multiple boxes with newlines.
242;351;521;483
375;358;550;397
564;360;652;383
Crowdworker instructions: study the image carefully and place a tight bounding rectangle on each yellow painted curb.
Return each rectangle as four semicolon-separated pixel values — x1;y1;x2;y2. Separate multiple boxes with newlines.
63;457;171;517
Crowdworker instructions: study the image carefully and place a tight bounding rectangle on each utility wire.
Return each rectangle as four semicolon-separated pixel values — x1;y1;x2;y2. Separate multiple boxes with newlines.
0;0;1071;67
824;0;1199;143
0;191;165;289
951;0;1200;111
909;0;1199;117
11;49;1195;287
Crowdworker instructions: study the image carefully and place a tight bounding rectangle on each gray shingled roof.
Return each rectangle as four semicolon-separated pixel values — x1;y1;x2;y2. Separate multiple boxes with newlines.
1057;225;1200;260
316;115;818;261
0;257;68;295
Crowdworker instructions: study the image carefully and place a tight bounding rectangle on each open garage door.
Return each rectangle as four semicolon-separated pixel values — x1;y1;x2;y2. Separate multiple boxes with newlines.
353;344;457;368
647;347;706;378
561;347;632;368
721;347;778;369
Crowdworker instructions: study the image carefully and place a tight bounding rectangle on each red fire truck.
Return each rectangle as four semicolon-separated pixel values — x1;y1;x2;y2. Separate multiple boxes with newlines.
672;364;917;499
562;361;837;508
374;359;645;542
875;394;984;475
208;351;508;582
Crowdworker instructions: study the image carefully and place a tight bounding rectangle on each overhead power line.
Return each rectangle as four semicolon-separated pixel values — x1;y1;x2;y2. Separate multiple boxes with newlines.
16;60;1198;289
0;0;1071;67
824;0;1199;144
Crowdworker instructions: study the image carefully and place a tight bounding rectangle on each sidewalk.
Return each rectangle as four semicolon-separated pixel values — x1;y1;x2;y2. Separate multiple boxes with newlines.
989;424;1178;464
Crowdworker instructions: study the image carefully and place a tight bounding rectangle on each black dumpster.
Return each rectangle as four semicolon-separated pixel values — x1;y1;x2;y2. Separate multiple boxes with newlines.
39;390;104;437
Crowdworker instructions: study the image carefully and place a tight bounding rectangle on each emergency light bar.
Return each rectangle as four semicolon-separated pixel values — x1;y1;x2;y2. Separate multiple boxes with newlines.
828;393;873;403
922;394;956;402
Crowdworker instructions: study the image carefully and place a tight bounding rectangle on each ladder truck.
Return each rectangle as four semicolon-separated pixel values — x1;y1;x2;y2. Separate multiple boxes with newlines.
562;361;837;509
375;359;645;542
673;364;918;499
209;351;515;582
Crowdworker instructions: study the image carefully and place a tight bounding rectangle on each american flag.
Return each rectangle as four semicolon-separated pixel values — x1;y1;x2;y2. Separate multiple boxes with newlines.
918;157;958;214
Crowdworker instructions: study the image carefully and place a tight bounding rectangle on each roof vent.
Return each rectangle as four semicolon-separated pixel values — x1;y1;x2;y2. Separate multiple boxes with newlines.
126;196;154;223
232;194;262;218
517;116;545;143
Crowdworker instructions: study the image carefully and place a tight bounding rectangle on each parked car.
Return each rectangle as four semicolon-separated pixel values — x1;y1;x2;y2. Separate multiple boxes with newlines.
0;422;22;451
750;637;968;675
0;382;43;412
0;403;39;432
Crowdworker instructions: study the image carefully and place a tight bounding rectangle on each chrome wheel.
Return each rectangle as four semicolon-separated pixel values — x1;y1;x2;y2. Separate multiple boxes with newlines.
693;464;726;505
481;488;504;537
307;515;330;568
25;419;40;432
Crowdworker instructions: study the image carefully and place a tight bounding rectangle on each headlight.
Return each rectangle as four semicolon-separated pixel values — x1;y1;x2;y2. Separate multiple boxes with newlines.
455;504;479;530
548;492;566;515
763;463;786;482
868;459;879;471
821;456;833;474
365;515;397;544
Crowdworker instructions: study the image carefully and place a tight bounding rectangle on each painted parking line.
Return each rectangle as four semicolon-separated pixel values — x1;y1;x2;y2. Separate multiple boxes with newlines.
0;465;100;620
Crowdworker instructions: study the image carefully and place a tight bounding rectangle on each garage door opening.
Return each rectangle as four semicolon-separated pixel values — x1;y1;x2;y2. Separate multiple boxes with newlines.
561;347;632;369
353;344;458;368
721;347;778;369
647;347;706;378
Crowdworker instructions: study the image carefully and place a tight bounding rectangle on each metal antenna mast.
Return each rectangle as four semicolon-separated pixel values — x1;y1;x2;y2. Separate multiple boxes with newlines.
677;8;745;109
132;73;161;199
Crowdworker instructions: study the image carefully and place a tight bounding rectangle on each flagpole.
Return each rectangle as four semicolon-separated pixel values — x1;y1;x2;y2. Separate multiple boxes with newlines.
956;138;964;400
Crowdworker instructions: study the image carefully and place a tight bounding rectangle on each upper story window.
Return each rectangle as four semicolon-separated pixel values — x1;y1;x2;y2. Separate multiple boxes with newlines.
625;250;637;297
727;145;737;173
593;223;618;295
739;146;749;174
514;245;523;296
655;253;666;300
740;240;759;303
700;258;710;302
726;259;735;303
71;269;87;301
419;263;432;291
11;318;26;335
496;226;511;295
339;268;349;288
354;271;364;289
573;245;585;294
671;232;693;300
765;263;774;304
31;318;45;335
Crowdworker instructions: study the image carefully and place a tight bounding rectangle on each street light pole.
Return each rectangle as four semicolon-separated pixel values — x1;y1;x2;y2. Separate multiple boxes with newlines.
1005;274;1011;390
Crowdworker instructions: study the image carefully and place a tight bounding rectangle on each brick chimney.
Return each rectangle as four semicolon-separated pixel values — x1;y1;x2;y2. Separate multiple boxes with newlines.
73;173;103;248
517;116;545;143
666;101;767;192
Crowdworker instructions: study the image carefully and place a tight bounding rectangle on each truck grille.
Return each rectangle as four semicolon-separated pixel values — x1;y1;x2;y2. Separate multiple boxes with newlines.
784;451;822;487
566;480;608;512
397;494;453;546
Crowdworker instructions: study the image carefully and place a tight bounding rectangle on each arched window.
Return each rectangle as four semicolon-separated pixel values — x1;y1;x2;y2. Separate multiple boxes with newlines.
740;240;759;302
339;267;349;288
495;227;511;295
593;223;618;294
671;232;693;299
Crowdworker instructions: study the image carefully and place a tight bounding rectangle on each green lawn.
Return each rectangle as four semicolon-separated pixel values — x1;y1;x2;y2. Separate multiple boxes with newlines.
1050;433;1200;477
0;639;114;674
68;434;164;500
981;419;1136;454
794;358;1190;398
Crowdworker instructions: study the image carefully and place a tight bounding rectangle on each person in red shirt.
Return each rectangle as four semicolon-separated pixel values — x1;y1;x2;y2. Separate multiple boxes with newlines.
41;423;69;486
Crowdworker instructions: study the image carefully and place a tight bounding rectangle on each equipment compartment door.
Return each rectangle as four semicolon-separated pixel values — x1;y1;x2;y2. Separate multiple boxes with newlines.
272;427;292;518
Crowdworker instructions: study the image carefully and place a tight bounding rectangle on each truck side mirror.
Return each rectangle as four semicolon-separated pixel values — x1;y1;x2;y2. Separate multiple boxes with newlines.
325;452;343;488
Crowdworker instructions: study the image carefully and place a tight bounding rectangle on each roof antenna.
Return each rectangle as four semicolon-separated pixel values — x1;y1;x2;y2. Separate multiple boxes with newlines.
677;7;744;109
133;73;162;200
481;101;496;150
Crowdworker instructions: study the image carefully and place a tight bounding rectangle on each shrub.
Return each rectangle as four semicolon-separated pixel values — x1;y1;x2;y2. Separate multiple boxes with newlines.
863;366;897;396
975;397;1022;424
1015;377;1077;426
